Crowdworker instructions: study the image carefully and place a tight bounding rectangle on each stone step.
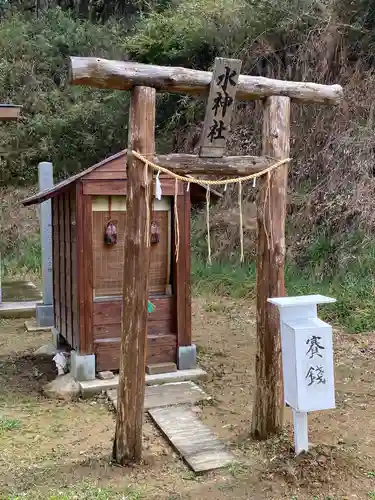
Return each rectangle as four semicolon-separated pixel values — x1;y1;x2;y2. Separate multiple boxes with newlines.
79;367;208;398
107;381;210;411
0;300;41;319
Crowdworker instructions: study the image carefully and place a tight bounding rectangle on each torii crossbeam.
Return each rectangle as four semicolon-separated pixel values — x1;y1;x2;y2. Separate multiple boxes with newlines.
68;56;343;465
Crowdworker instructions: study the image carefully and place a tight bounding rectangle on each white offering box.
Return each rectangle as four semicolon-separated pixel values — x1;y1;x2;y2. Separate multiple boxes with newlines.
268;295;337;453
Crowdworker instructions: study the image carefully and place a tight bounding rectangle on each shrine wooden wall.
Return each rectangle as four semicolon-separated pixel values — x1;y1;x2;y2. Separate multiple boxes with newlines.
52;187;79;352
92;296;176;371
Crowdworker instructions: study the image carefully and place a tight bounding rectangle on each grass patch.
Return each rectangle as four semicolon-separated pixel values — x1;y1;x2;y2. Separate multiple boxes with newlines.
0;416;21;433
193;258;256;298
225;461;248;479
192;231;375;333
2;236;41;279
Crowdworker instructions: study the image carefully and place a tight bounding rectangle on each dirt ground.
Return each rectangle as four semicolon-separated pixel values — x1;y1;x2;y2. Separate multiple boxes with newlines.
1;297;375;499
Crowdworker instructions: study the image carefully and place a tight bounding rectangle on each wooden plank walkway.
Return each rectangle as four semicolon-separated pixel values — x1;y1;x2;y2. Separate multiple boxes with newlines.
107;381;210;411
148;406;234;472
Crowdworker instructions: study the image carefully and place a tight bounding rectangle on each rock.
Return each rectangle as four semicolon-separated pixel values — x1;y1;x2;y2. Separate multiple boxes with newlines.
43;374;80;401
34;344;57;356
97;371;115;380
317;455;327;465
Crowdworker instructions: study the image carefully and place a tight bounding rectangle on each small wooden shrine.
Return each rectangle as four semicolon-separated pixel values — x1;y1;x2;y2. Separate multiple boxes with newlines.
23;150;220;372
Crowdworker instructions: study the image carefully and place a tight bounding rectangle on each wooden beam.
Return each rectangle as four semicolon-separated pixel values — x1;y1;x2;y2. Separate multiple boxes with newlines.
113;86;156;465
82;178;184;196
251;96;290;440
0;105;21;120
69;57;343;105
153;153;274;176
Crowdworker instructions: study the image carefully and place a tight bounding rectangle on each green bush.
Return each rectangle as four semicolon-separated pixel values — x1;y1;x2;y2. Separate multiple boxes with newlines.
0;8;130;185
125;0;323;66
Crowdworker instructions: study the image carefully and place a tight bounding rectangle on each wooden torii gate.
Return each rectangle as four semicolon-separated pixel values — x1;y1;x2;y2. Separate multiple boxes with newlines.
68;56;343;465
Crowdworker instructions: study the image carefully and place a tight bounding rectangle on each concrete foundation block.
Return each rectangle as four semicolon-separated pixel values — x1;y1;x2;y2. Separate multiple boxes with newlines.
25;319;53;333
178;344;197;370
36;303;54;328
98;371;114;380
70;350;96;382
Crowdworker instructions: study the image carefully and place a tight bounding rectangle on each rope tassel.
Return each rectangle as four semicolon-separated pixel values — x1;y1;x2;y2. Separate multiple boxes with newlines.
239;181;244;263
206;186;212;265
131;150;291;264
174;179;180;263
144;162;151;248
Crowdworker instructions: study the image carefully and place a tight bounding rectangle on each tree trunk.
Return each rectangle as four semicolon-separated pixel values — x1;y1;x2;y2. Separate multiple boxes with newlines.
112;86;156;465
251;96;291;440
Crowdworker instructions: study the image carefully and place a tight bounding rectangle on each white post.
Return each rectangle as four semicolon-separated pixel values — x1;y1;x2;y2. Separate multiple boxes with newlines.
293;410;308;454
268;294;337;455
36;162;54;327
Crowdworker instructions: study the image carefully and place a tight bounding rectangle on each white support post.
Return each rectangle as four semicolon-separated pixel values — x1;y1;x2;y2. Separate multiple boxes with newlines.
268;294;337;455
293;410;308;454
36;162;54;327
